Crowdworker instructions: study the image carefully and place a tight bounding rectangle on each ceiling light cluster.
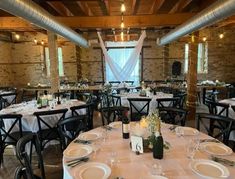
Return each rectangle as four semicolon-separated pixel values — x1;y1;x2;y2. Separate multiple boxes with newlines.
202;32;225;42
120;1;126;41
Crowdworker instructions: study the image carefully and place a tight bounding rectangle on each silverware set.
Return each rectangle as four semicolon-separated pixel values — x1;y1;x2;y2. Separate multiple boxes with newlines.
211;155;235;167
73;139;91;144
66;157;89;167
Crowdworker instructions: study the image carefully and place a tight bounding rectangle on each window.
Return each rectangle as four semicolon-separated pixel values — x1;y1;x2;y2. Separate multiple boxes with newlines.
184;43;208;74
45;47;64;76
105;41;140;85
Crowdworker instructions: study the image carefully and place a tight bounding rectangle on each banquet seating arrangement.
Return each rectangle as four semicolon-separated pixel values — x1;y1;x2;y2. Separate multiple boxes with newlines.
196;113;233;144
33;108;68;150
15;134;45;179
159;107;188;126
0;114;32;166
127;98;151;121
58;116;87;150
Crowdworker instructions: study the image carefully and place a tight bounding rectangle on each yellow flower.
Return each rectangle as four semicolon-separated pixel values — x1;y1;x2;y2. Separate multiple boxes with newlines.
140;118;148;128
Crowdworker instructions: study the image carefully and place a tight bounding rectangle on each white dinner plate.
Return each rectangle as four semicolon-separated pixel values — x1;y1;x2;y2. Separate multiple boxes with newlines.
72;162;111;179
63;145;93;159
175;126;199;136
144;176;168;179
109;121;122;128
78;132;102;141
190;159;230;179
200;142;233;156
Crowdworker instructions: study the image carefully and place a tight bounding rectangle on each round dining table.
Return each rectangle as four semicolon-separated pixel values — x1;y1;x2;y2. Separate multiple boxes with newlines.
116;92;173;113
0;99;86;133
63;122;235;179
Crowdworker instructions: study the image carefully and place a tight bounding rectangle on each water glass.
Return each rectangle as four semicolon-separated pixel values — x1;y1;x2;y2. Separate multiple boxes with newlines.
107;151;117;167
147;161;162;176
186;139;198;160
175;127;184;137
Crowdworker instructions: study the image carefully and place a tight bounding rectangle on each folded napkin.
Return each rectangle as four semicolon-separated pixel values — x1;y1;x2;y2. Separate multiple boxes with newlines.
102;125;113;131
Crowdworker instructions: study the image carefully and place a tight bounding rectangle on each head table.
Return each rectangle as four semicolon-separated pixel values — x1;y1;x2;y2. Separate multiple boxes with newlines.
63;122;235;179
0;99;86;133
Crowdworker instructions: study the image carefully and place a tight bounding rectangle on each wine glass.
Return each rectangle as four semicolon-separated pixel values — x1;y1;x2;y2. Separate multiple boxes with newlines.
146;161;163;176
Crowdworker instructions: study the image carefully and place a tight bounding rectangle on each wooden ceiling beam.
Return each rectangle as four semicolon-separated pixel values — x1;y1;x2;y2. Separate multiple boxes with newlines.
150;0;165;14
98;0;109;16
169;0;193;14
77;2;94;16
62;1;85;16
132;0;141;15
47;1;73;16
32;0;60;16
0;13;196;29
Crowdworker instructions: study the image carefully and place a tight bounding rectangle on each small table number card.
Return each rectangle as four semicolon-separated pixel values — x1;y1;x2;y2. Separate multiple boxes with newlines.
131;135;144;154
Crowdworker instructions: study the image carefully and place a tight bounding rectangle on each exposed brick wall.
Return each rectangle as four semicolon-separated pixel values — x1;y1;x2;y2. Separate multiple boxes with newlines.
0;41;13;86
0;28;235;88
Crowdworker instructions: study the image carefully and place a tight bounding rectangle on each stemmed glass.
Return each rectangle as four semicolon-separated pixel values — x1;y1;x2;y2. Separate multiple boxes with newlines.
186;138;200;160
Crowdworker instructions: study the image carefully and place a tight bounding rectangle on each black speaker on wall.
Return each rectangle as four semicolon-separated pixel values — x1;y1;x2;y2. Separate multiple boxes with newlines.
172;61;181;76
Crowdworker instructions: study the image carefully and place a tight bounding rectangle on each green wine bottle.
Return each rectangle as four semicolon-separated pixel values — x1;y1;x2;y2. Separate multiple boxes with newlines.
153;131;164;159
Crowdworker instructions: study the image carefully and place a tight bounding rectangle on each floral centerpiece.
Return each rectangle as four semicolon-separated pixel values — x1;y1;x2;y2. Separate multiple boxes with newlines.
102;82;112;94
139;110;161;150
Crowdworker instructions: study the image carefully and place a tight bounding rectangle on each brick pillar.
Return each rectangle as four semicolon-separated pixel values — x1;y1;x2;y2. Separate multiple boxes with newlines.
186;32;199;120
47;31;59;93
163;44;169;79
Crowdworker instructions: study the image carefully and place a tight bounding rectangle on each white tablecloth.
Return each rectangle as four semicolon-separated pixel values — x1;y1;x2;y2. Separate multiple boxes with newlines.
219;98;235;119
63;123;235;179
0;100;86;133
0;91;16;105
118;92;173;112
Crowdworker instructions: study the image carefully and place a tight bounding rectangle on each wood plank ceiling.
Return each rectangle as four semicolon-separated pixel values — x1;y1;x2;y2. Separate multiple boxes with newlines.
0;0;234;40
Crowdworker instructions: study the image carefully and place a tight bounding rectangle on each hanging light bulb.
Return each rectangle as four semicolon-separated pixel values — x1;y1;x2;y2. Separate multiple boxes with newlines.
202;37;207;42
41;40;44;45
121;3;126;12
121;31;124;41
121;21;124;28
34;38;38;44
219;33;224;39
15;34;20;40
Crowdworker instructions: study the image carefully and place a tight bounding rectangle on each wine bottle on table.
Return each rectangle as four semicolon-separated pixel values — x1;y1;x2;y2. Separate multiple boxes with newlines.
122;116;130;139
153;131;164;159
153;120;163;159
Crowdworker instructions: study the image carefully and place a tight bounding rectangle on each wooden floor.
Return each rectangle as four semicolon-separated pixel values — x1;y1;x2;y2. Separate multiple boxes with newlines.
0;104;208;179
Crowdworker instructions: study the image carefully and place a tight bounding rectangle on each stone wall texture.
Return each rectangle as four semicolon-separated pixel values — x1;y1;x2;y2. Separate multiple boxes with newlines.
0;28;235;88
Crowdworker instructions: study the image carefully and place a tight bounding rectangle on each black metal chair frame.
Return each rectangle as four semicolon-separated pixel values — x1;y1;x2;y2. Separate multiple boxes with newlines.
15;134;45;179
33;108;68;150
196;113;233;144
127;98;151;121
0;114;31;165
159;107;188;126
58;116;87;150
100;106;129;125
0;92;17;108
70;103;94;130
156;97;181;108
205;100;229;117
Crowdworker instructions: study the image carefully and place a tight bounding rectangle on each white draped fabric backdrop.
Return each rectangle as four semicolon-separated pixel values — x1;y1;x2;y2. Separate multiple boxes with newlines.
97;31;146;82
